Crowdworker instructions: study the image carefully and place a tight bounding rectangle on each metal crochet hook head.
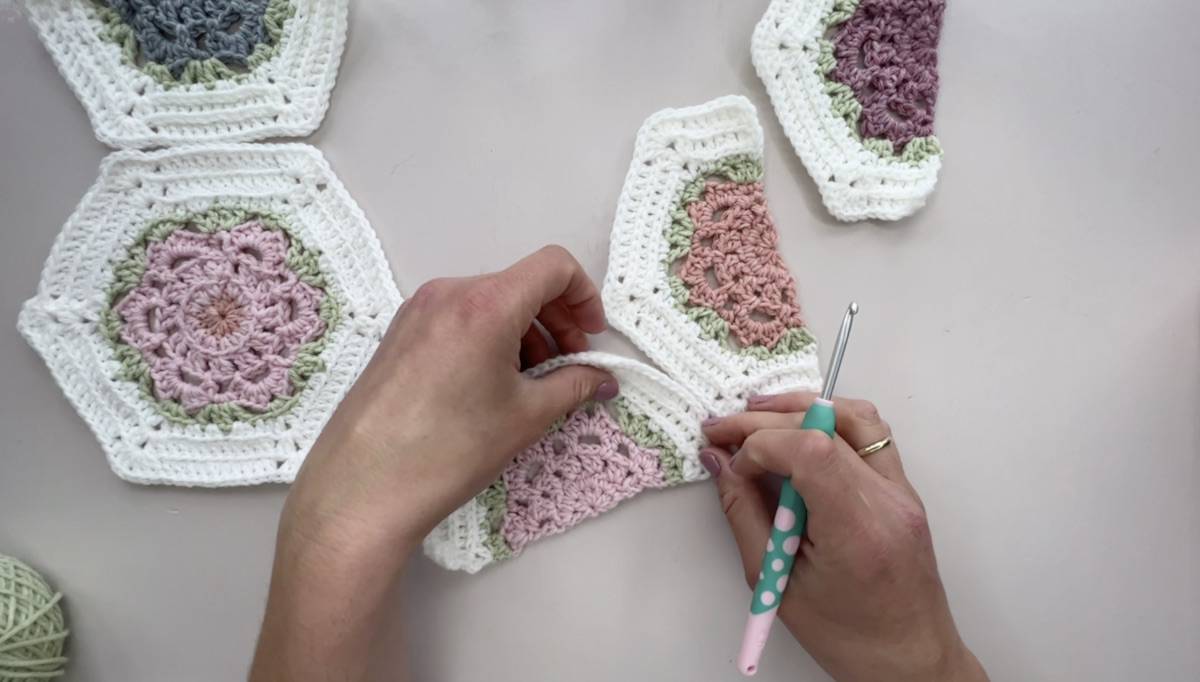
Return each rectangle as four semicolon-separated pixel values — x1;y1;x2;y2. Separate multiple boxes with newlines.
820;302;859;401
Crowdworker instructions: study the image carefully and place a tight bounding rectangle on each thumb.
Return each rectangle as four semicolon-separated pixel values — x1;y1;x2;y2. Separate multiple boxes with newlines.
702;446;773;589
524;365;618;427
734;429;864;540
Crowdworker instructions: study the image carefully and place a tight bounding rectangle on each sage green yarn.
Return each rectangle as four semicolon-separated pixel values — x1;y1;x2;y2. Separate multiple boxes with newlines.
99;206;342;432
663;156;818;359
817;0;942;165
91;0;296;90
480;480;513;562
0;555;67;682
664;155;763;266
610;398;686;485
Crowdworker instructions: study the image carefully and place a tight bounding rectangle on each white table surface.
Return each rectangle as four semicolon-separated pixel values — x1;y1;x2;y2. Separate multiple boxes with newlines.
2;1;1198;680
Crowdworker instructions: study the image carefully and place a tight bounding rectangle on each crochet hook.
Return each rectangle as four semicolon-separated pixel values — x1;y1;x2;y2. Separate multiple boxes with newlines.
737;302;859;676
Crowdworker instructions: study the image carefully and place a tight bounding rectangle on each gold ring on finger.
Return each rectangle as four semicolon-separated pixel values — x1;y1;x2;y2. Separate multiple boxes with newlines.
857;437;892;458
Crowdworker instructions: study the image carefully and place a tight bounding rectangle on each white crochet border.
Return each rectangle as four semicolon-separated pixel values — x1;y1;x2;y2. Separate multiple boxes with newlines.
23;0;348;148
17;143;401;486
423;351;710;574
427;97;829;573
752;0;942;221
602;95;823;417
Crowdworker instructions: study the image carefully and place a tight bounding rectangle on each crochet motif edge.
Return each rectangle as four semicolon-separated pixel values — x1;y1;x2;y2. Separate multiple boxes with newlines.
425;96;828;573
23;0;350;148
752;0;943;221
17;143;402;487
422;352;709;573
602;95;823;418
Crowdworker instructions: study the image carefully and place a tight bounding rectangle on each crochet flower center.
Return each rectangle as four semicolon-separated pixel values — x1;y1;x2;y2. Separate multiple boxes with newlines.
194;290;246;339
110;219;331;417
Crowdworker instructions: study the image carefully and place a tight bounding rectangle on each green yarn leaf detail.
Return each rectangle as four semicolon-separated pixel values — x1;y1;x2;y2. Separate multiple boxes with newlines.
480;479;513;562
665;156;762;271
738;327;817;361
101;207;342;432
817;0;941;165
609;398;685;486
91;0;296;90
899;136;943;162
825;0;860;26
663;156;816;359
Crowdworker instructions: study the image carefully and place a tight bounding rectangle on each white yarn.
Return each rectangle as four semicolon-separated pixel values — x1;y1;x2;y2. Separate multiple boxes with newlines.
423;496;493;574
23;0;348;149
425;96;826;572
752;0;942;221
17;143;401;487
602;95;823;418
423;351;711;573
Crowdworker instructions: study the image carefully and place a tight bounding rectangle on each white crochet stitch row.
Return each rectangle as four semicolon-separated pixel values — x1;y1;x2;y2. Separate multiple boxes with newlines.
24;0;348;148
18;143;401;486
423;96;824;572
603;95;823;417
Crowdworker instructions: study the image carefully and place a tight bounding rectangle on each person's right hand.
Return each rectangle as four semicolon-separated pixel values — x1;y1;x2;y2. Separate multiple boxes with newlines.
701;393;988;682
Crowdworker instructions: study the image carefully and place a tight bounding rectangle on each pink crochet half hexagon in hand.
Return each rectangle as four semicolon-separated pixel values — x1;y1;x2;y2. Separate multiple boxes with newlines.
501;405;668;553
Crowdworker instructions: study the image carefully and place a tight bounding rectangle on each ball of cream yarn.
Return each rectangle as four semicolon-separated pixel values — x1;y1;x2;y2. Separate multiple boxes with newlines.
0;555;67;681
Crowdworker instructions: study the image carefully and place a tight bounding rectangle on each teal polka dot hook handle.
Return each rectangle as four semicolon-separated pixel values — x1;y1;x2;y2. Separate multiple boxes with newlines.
737;303;858;676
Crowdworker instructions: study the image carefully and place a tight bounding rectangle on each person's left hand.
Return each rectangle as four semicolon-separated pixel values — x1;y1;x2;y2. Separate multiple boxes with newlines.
251;246;616;681
283;245;617;560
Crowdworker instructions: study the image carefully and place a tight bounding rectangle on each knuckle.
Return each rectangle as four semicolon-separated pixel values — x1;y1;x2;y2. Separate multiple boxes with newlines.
458;278;503;320
568;372;596;404
877;417;893;436
410;278;448;307
740;431;771;462
539;244;579;278
851;502;929;582
718;483;742;519
740;429;764;450
909;487;927;513
852;399;882;424
847;520;899;581
798;431;838;471
896;500;930;543
720;413;751;437
743;430;838;479
537;243;572;264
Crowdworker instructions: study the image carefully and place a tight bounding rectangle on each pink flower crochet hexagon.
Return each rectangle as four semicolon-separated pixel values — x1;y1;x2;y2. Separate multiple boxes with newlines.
112;222;328;414
24;0;349;148
18;143;402;486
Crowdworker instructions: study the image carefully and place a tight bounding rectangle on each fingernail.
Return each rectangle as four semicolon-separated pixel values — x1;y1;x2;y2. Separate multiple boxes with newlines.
701;416;721;427
746;394;771;407
699;449;721;478
593;380;619;402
